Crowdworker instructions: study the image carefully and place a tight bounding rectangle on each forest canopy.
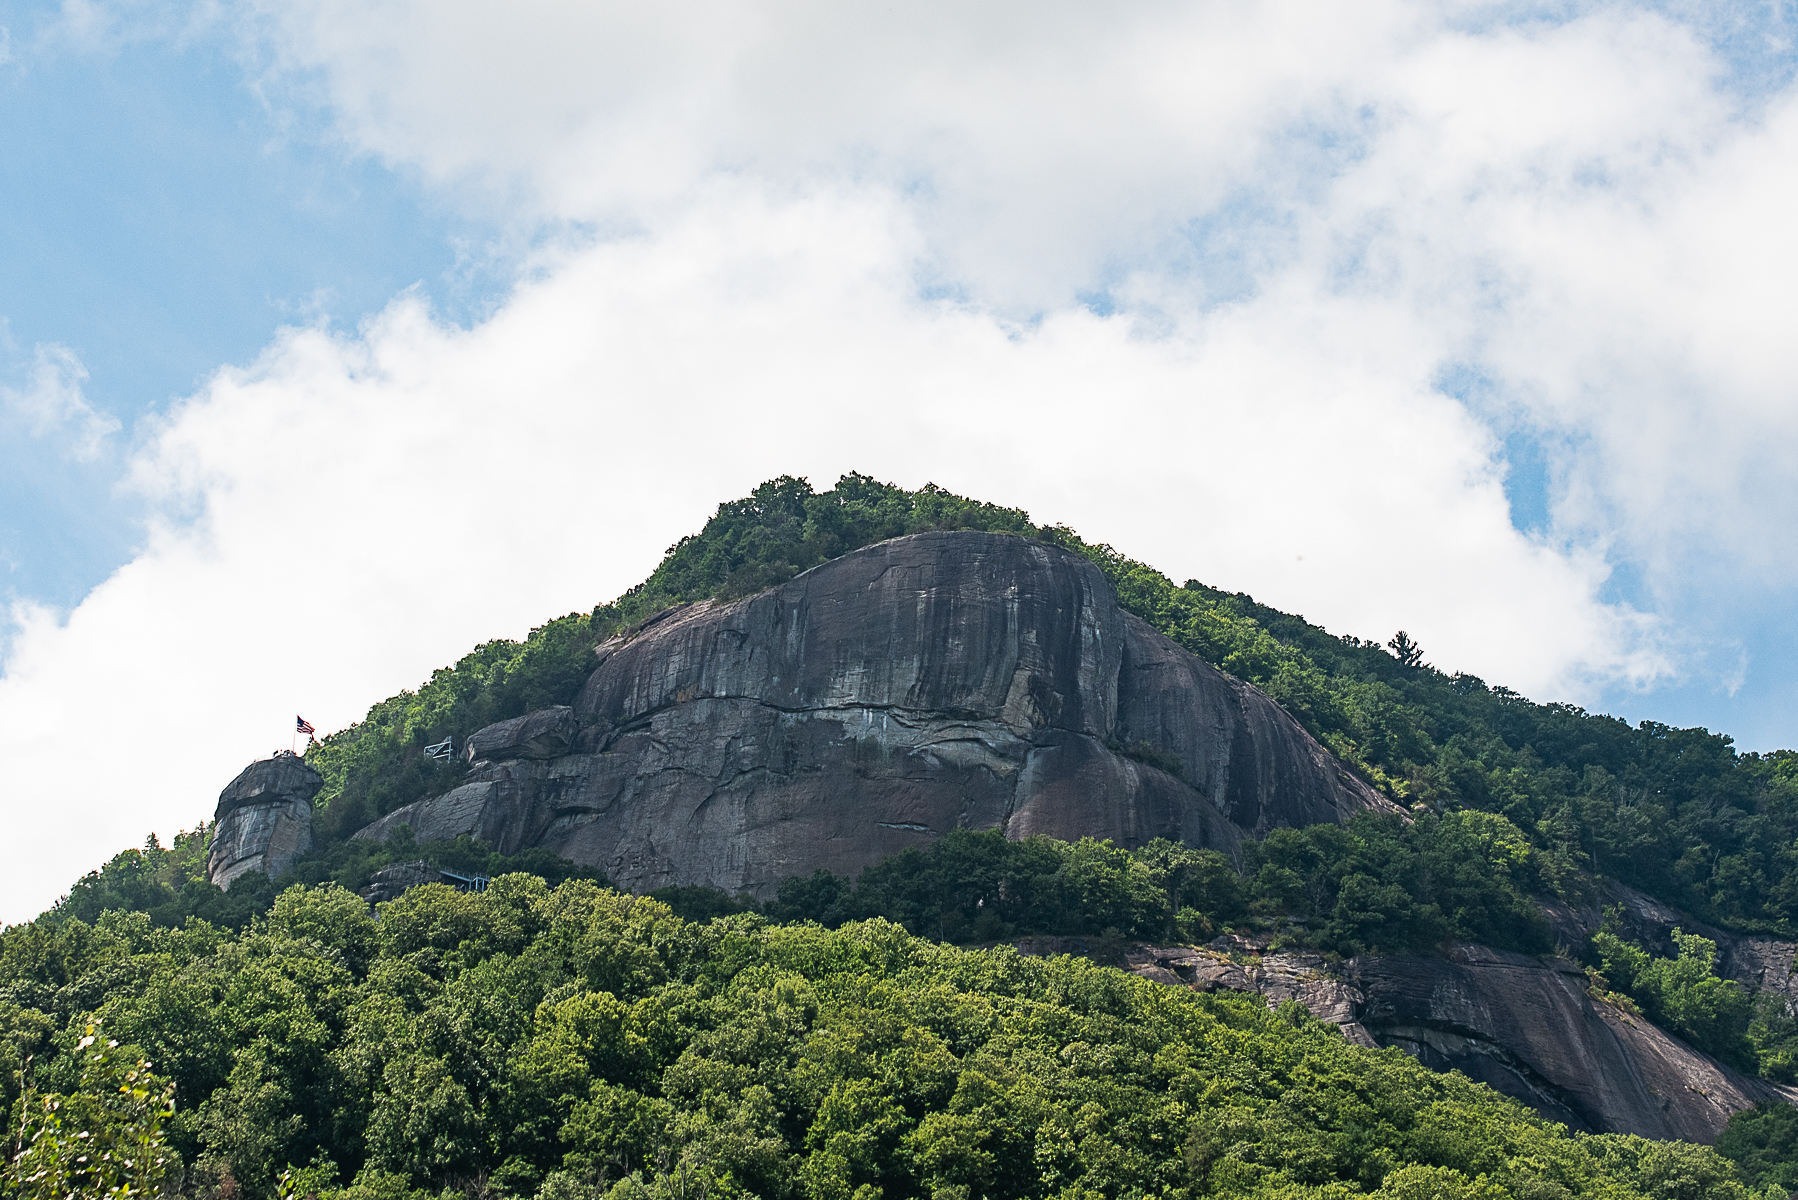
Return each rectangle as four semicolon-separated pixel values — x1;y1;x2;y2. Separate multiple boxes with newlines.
0;879;1780;1200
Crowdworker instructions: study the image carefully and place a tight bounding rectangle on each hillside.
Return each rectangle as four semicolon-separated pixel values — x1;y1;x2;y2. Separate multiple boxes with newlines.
13;474;1798;1195
0;881;1781;1200
315;474;1798;941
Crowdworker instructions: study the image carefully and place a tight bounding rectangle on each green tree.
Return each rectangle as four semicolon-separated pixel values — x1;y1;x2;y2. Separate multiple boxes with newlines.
4;1023;176;1199
1589;924;1754;1067
1715;1102;1798;1191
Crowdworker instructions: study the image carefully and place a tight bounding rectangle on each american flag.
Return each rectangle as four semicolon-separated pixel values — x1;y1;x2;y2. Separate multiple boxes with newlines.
296;715;316;736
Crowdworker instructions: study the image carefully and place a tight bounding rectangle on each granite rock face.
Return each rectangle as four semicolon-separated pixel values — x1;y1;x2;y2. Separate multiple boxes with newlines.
356;859;490;904
1348;946;1798;1142
355;531;1392;894
207;753;320;890
1121;939;1798;1144
464;706;578;763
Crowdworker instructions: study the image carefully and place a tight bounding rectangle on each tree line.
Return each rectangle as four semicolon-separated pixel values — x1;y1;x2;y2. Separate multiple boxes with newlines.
2;876;1783;1200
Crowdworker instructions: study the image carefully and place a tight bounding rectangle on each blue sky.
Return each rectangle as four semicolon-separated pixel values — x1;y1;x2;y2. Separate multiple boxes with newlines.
0;7;506;607
2;0;1798;917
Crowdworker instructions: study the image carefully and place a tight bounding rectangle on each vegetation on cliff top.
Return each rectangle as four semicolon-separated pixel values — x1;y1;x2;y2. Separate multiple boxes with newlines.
0;879;1779;1200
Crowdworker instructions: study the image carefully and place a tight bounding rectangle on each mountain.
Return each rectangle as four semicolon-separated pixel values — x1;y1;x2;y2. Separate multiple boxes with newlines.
328;530;1390;896
196;513;1798;1146
19;474;1798;1197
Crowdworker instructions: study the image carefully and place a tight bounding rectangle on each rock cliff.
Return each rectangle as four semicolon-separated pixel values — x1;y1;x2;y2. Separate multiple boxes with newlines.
354;531;1393;894
1119;939;1798;1144
207;753;320;889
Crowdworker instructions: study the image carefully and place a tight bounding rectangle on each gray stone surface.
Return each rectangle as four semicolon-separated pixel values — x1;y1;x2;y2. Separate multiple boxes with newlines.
463;706;578;763
353;531;1394;893
1350;945;1797;1142
1119;939;1798;1144
354;762;560;852
207;753;320;890
358;859;441;905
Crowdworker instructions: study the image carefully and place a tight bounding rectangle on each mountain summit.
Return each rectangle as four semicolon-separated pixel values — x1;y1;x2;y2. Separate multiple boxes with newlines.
303;530;1392;896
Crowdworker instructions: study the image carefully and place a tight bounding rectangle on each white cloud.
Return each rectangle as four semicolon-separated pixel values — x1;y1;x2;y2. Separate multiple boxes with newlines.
235;0;1798;580
1;343;120;461
4;0;1798;918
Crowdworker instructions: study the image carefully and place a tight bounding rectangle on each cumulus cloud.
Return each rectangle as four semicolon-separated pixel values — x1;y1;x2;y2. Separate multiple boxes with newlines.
3;0;1796;918
1;343;120;461
237;0;1798;576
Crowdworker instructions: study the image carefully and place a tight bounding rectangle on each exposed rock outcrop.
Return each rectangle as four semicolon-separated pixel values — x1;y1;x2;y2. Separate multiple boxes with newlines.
207;753;320;890
463;706;578;763
357;859;491;905
1541;879;1798;1012
1120;940;1798;1144
354;531;1393;894
1128;944;1378;1046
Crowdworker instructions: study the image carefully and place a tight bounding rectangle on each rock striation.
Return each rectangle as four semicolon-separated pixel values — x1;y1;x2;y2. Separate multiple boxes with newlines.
354;531;1394;895
1119;938;1798;1144
207;753;321;890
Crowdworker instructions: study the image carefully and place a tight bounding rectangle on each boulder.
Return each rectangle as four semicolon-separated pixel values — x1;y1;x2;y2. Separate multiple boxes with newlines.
462;706;578;763
207;753;321;890
358;859;441;904
1350;945;1798;1142
353;763;556;852
355;531;1394;894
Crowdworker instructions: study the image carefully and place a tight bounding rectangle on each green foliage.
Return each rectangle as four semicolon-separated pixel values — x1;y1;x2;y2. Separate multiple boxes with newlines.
46;829;275;932
1240;810;1550;955
1744;992;1798;1084
0;877;1761;1200
760;817;1546;957
1039;535;1798;939
1586;919;1755;1068
648;887;758;925
767;831;1185;944
636;473;1039;604
1583;1133;1776;1200
4;1021;177;1199
289;828;612;897
1714;1102;1798;1191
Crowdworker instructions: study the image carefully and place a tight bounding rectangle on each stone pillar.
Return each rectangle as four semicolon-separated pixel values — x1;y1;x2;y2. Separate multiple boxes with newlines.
206;753;322;890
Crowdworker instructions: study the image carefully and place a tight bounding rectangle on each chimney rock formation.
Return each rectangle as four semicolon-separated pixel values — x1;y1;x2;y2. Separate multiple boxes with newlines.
353;531;1393;894
207;753;321;889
